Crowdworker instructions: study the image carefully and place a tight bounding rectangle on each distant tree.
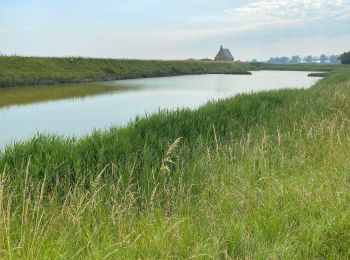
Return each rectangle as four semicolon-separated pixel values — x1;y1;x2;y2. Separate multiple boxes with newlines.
319;54;328;64
290;55;301;64
267;56;290;64
339;51;350;64
251;59;258;62
267;57;277;64
303;55;313;64
265;54;341;64
329;55;340;64
279;56;289;64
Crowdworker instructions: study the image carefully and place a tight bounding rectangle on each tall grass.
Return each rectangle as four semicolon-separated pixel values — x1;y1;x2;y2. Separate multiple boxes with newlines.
0;56;251;88
0;69;350;258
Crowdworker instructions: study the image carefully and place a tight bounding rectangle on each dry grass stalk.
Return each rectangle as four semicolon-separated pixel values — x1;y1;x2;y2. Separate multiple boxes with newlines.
160;137;182;174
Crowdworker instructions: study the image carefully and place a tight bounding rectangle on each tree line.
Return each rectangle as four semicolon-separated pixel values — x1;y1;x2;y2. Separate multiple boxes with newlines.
260;54;341;64
259;51;350;64
339;51;350;64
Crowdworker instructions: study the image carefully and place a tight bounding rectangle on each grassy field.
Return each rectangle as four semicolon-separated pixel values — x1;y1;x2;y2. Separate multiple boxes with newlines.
0;67;350;258
0;56;251;88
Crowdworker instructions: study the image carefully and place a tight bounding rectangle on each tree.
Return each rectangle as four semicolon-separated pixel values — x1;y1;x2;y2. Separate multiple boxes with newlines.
290;55;301;64
329;55;340;64
267;57;278;64
339;51;350;64
320;54;328;64
303;55;313;64
279;56;289;64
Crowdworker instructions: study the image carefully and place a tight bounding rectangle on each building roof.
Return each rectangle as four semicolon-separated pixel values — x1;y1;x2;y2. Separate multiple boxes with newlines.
222;48;233;59
215;46;234;61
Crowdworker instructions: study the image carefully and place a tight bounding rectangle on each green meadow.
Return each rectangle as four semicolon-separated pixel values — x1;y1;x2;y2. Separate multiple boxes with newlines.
0;66;350;258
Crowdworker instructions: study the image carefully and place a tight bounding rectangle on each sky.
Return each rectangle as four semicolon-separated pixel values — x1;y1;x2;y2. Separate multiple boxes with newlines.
0;0;349;61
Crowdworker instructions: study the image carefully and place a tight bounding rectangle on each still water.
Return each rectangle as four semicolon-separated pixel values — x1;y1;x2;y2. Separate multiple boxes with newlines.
0;71;319;147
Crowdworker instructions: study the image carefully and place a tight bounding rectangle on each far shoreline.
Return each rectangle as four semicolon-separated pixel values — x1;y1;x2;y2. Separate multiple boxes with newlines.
0;56;346;89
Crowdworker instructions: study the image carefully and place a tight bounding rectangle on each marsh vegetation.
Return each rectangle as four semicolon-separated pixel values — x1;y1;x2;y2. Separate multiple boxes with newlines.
0;69;350;258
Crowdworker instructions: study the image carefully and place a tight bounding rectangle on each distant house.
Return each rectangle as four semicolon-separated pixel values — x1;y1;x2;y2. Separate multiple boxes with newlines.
214;46;234;62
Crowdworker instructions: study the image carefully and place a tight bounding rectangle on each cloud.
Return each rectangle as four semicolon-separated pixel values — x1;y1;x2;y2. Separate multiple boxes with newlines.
225;0;350;27
55;0;350;57
179;0;350;44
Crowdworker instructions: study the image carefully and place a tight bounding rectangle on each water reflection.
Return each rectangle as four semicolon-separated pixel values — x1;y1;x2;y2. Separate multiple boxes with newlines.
0;83;130;109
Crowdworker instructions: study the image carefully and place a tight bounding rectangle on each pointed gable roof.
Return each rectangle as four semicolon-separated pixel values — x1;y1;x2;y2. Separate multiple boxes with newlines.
215;46;234;61
222;48;233;59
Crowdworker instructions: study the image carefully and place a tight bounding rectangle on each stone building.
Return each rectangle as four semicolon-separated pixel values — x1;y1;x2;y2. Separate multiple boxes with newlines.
214;46;234;61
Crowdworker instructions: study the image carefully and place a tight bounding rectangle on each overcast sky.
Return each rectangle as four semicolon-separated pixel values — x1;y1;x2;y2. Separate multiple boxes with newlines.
1;0;349;61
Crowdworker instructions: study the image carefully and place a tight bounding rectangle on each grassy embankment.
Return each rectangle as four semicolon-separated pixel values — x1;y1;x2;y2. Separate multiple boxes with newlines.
0;56;252;88
0;67;350;258
1;56;348;88
248;62;347;71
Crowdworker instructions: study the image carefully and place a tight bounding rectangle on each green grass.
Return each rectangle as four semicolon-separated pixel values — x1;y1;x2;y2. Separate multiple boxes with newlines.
0;56;251;88
249;62;349;71
1;56;347;89
0;68;350;258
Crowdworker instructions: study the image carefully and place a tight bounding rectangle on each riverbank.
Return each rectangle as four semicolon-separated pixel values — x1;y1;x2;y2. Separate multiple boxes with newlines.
308;72;328;77
248;62;346;71
0;56;251;88
0;56;346;88
1;69;350;257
